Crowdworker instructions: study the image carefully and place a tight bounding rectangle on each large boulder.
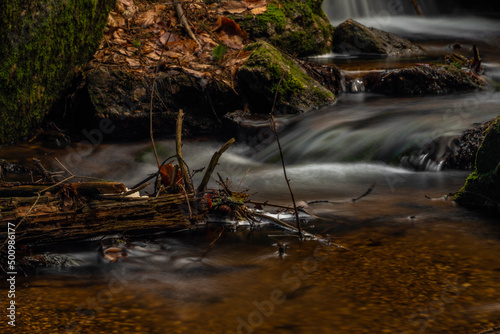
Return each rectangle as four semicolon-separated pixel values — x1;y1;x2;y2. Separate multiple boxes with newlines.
454;117;500;209
71;66;240;139
236;42;335;114
332;19;423;55
363;64;487;95
0;0;115;144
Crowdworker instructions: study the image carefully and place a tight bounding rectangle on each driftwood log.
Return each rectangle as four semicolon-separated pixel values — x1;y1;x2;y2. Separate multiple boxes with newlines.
0;182;197;245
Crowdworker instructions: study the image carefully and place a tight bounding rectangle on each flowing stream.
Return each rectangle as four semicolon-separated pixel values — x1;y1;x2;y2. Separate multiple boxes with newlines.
2;9;500;334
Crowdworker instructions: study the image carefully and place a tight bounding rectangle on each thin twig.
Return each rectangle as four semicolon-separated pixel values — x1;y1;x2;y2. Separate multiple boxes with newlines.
197;138;235;194
174;0;200;46
148;30;174;169
200;227;225;259
270;74;303;239
237;168;251;192
176;110;194;193
179;183;193;219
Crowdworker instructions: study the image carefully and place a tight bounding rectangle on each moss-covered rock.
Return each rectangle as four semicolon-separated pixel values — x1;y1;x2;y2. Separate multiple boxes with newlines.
0;0;116;144
77;66;240;139
332;19;423;55
363;64;487;95
234;0;333;57
236;41;335;114
454;117;500;209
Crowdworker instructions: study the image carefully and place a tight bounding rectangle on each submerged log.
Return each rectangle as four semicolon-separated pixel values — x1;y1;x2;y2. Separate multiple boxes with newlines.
0;182;195;245
0;182;127;198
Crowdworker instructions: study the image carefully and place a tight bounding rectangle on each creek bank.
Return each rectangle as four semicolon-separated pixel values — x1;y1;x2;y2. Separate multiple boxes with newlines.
53;0;340;140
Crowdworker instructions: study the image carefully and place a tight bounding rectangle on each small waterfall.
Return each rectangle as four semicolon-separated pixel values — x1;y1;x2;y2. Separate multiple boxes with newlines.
323;0;439;24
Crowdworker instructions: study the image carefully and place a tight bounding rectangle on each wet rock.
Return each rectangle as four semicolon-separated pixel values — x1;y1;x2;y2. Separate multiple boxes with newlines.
296;59;343;94
332;19;424;55
21;253;82;267
400;136;461;171
0;160;33;176
444;119;495;170
237;41;335;114
363;64;487;95
455;117;500;209
74;66;240;139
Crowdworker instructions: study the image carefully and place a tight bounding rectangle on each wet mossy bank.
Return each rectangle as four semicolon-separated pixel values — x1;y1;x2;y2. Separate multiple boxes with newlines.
0;0;337;143
74;41;337;139
455;117;500;210
0;0;116;144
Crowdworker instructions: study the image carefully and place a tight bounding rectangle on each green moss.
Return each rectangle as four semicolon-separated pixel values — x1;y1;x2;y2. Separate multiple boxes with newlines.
212;44;228;62
234;0;332;57
239;42;334;113
0;0;116;144
256;4;286;33
455;117;500;209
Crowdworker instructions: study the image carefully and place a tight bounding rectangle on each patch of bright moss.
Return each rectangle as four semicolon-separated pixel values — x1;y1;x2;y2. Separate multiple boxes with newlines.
239;42;334;113
256;4;286;33
0;0;115;144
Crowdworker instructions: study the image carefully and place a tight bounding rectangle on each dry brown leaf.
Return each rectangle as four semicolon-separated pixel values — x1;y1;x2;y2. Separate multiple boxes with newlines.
218;32;245;49
246;0;267;8
115;1;125;14
135;9;156;27
94;50;106;62
231;64;238;78
117;48;134;57
108;12;126;27
119;0;134;7
191;63;213;71
250;6;267;15
181;67;209;78
112;28;125;39
197;34;217;48
126;58;141;67
163;51;183;58
159;32;181;45
103;247;127;262
215;17;248;39
145;52;161;61
225;51;251;66
111;38;128;45
142;41;157;54
155;4;167;13
218;1;247;14
218;0;266;13
112;53;123;63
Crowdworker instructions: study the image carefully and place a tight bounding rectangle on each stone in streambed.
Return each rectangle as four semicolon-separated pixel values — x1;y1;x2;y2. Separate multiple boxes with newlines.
363;64;487;95
236;41;335;114
74;66;239;138
332;19;424;55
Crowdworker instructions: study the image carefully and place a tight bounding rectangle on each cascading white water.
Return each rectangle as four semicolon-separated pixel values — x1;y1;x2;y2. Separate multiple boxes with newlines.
323;0;439;24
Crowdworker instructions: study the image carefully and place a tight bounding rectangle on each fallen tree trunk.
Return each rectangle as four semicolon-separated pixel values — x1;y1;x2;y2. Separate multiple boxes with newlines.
0;183;196;245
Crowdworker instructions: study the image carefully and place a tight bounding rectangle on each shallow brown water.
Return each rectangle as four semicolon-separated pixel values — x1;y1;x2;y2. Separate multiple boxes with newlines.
1;203;500;334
